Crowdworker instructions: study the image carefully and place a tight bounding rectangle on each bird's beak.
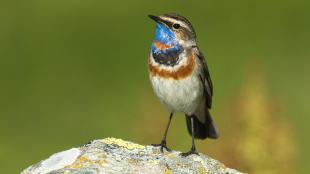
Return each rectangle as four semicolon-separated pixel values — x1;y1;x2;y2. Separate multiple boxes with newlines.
148;15;164;24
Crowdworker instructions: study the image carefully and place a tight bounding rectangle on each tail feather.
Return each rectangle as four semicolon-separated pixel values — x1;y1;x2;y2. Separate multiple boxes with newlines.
185;111;219;139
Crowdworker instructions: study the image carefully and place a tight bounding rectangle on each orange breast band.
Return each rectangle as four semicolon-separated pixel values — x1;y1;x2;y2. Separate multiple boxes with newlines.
154;41;173;50
148;53;196;80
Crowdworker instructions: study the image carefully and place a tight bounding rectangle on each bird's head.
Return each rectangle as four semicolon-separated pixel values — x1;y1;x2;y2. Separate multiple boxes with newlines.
149;13;197;53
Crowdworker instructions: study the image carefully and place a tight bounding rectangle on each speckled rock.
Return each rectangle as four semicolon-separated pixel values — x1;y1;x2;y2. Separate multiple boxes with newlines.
21;138;244;174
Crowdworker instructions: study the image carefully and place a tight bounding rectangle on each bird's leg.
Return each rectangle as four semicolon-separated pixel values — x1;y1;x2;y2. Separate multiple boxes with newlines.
181;116;199;157
152;112;173;152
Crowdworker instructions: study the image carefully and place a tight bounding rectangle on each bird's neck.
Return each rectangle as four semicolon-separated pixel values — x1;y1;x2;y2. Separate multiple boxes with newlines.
151;24;183;66
151;43;184;66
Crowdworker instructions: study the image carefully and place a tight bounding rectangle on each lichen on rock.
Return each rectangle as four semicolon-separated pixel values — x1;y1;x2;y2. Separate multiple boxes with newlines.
21;138;244;174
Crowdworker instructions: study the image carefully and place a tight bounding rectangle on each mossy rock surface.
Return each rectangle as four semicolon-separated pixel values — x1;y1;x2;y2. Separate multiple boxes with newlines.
21;138;244;174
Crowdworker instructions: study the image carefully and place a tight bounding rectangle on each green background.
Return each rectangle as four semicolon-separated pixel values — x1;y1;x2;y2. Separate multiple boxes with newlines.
0;0;309;173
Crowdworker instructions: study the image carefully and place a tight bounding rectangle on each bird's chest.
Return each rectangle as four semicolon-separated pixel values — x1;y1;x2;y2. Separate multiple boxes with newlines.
150;72;203;114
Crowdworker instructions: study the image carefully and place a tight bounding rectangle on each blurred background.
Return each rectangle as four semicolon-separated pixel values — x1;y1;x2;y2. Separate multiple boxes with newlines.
0;0;309;173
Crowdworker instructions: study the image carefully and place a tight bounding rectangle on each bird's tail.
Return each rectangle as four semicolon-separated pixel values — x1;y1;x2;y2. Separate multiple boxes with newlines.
185;110;219;139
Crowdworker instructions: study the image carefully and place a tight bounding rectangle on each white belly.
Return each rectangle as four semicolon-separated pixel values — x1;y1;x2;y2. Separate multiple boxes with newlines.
150;74;203;115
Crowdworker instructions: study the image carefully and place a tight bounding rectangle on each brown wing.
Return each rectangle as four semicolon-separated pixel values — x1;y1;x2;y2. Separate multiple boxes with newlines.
194;47;213;109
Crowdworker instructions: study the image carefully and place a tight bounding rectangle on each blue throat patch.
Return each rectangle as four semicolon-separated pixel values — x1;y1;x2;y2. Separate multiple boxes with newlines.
154;23;175;45
151;23;183;66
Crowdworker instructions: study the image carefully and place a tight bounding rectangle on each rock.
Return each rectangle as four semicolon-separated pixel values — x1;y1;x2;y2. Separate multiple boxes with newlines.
21;138;244;174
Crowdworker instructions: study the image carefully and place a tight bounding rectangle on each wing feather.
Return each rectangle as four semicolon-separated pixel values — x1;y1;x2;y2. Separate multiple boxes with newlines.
194;47;213;108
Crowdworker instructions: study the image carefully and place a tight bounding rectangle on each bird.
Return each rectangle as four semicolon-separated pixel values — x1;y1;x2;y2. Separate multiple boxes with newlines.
147;13;219;156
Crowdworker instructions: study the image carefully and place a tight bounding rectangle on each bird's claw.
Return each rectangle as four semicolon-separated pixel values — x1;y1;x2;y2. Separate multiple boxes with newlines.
180;149;199;157
151;140;171;152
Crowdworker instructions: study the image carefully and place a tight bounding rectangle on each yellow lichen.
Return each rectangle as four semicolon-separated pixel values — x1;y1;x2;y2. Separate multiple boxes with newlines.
219;163;226;169
101;138;145;150
198;167;208;174
164;167;173;174
148;159;159;165
66;156;91;169
128;158;141;165
98;158;107;167
138;151;145;155
165;153;176;158
67;154;108;169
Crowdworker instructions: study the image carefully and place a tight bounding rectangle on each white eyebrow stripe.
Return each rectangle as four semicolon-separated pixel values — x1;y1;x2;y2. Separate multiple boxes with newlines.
160;17;191;31
179;21;191;30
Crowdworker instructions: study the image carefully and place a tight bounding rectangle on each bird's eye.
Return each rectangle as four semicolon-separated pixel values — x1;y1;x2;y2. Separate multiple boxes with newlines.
172;23;180;29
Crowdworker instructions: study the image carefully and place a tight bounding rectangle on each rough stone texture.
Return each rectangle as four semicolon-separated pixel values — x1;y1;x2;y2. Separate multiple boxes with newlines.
21;138;244;174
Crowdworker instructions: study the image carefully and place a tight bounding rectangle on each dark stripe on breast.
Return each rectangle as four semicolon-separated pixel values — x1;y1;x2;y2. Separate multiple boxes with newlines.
149;52;196;80
152;47;184;66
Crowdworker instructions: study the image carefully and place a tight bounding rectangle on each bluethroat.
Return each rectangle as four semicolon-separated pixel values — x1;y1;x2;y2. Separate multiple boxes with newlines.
148;13;219;156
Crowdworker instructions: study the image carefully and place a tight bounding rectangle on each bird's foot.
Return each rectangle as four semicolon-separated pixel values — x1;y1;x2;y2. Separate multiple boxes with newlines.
83;139;94;147
180;148;199;157
151;140;171;152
